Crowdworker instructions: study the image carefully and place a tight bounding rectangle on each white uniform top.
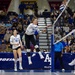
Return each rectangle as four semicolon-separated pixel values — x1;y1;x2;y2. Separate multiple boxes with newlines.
59;4;65;11
25;23;40;35
10;34;21;49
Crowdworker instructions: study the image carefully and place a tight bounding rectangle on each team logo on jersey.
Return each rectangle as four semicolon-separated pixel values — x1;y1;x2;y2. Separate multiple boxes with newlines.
14;38;19;42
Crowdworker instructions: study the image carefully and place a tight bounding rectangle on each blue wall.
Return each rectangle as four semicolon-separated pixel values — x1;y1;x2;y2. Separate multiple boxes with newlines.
0;52;51;70
0;52;74;70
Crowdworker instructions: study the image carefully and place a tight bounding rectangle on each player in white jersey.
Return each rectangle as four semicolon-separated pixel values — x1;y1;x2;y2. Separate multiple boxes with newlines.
25;17;46;65
10;29;23;71
59;0;67;11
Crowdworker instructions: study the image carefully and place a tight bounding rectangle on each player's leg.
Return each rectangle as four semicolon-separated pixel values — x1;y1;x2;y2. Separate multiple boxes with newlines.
31;35;44;59
13;50;17;71
17;47;23;70
25;34;32;65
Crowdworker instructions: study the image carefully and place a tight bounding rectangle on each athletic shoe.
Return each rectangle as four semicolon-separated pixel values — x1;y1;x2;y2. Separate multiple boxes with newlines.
74;71;75;74
19;66;23;70
29;61;32;65
69;59;75;66
62;68;65;72
14;63;17;71
14;67;17;71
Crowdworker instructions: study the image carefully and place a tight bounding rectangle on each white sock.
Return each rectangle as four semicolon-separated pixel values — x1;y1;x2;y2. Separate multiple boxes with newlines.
19;57;22;67
19;62;22;67
28;56;32;64
38;51;44;59
14;59;17;68
19;62;23;70
15;63;17;68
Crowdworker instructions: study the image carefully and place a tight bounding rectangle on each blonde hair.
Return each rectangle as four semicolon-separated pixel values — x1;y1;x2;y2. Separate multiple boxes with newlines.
31;17;37;23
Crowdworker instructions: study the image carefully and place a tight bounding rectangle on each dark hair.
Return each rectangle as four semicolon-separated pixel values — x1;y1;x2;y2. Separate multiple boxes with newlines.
12;28;17;32
12;29;18;34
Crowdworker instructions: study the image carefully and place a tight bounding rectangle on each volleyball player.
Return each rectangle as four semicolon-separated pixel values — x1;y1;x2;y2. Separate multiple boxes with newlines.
60;0;74;17
10;29;23;71
25;17;46;65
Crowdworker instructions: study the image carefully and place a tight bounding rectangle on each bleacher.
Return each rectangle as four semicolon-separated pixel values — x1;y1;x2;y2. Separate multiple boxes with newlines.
38;17;52;51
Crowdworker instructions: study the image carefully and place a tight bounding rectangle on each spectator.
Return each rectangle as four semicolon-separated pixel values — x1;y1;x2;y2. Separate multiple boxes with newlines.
26;16;31;25
12;22;18;29
4;29;12;44
73;12;75;27
0;39;6;52
18;14;24;19
63;24;69;34
17;22;23;33
19;2;26;15
22;34;25;47
0;21;5;27
12;16;18;23
34;2;38;17
69;36;75;53
17;22;23;40
24;20;28;27
5;21;12;29
68;16;73;25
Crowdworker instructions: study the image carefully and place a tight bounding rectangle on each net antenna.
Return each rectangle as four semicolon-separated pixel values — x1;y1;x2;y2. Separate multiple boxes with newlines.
52;0;71;44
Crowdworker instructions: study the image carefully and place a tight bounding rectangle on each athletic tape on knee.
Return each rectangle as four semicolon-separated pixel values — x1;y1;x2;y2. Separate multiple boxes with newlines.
27;49;31;52
35;45;39;49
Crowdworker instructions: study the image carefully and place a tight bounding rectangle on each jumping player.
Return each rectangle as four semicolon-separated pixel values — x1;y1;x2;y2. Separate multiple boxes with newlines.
25;17;46;65
10;29;23;71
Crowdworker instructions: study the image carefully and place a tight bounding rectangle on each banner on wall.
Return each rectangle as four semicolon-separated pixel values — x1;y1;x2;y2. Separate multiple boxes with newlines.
0;52;75;70
0;52;51;70
20;1;37;9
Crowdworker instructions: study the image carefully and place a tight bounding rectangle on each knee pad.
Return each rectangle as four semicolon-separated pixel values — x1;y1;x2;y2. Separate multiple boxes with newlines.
35;45;40;52
35;45;39;49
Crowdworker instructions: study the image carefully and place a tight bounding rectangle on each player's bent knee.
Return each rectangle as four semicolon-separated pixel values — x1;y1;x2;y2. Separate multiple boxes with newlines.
35;45;40;52
35;45;39;49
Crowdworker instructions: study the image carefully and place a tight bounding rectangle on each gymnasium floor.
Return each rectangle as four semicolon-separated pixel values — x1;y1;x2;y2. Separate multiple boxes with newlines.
0;70;75;75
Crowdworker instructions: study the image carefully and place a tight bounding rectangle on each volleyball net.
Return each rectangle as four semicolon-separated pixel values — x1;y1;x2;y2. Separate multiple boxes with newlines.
52;0;71;45
51;0;71;72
